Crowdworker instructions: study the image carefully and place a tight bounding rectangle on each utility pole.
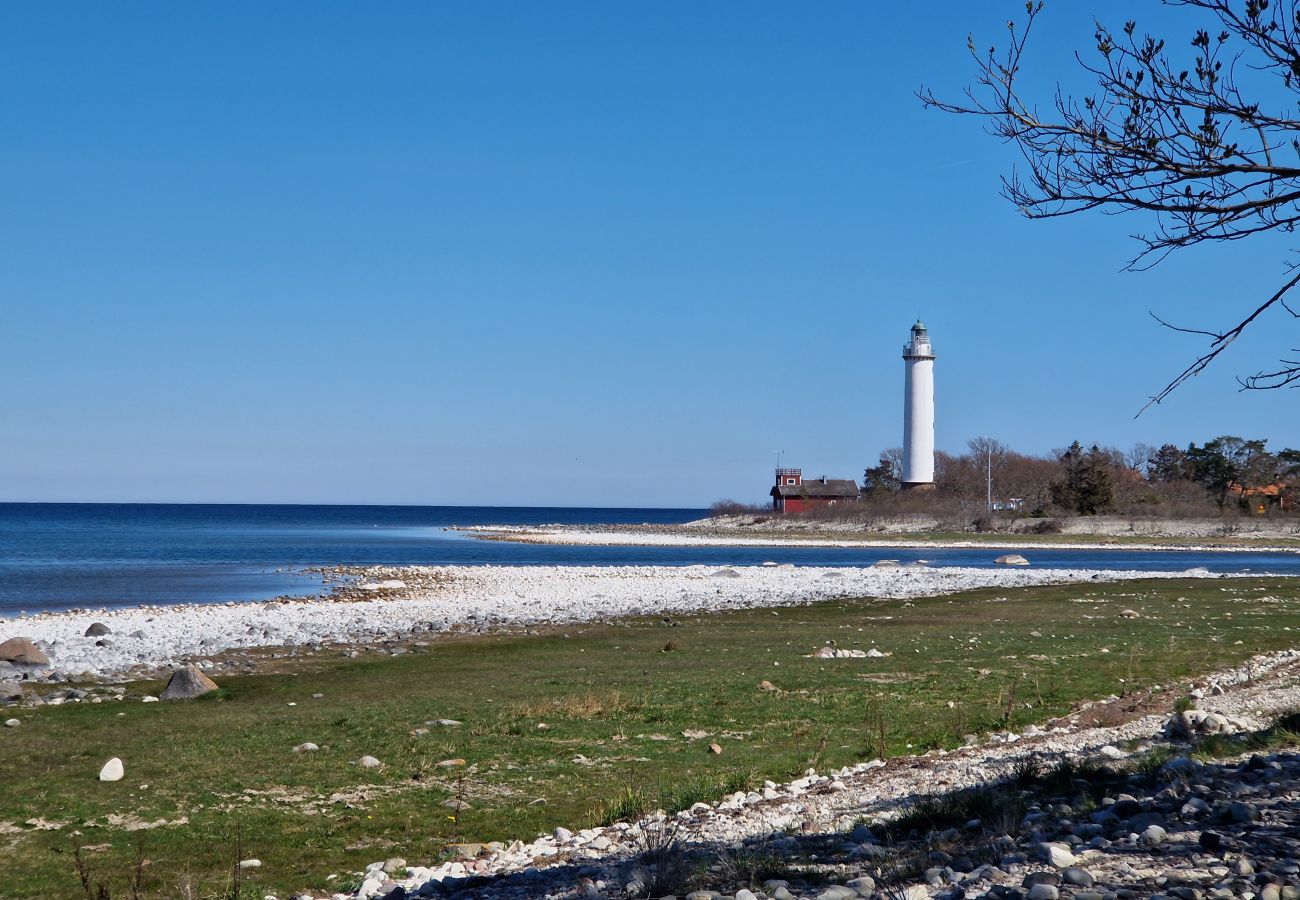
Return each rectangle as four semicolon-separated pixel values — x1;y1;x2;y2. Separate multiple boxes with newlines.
986;446;993;513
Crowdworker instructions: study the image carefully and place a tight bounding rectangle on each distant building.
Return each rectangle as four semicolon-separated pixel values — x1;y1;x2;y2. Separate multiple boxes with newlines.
1231;482;1290;514
771;468;860;514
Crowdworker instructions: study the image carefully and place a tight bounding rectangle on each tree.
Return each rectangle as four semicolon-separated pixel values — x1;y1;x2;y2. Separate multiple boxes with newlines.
1147;443;1191;483
1185;439;1240;508
862;454;901;495
1127;443;1156;479
1184;435;1273;507
1051;441;1116;514
921;1;1300;404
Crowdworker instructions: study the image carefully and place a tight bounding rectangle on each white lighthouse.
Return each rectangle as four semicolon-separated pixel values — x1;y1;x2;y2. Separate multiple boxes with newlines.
901;320;936;488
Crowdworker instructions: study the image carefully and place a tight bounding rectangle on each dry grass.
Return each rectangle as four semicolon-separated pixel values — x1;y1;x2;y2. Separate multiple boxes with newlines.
508;689;632;721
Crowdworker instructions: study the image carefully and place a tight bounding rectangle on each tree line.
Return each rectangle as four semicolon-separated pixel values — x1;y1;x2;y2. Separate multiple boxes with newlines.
863;436;1300;517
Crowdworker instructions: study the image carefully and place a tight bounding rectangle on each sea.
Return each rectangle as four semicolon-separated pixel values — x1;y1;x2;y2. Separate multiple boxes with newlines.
2;503;1299;616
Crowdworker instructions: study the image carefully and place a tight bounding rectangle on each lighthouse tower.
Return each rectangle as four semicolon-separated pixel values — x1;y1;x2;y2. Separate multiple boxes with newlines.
901;320;936;488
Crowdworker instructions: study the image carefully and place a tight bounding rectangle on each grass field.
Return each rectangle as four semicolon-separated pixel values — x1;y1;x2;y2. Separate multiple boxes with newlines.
4;577;1300;898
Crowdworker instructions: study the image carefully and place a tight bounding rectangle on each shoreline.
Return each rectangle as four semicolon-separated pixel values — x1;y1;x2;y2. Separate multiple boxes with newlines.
351;644;1300;898
461;523;1300;553
1;563;1234;681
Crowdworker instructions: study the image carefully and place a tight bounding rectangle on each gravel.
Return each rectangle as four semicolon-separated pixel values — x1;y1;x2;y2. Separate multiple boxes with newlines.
3;564;1222;679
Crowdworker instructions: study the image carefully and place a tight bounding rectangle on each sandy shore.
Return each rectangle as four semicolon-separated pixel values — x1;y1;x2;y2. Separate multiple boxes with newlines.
463;524;1300;553
5;563;1227;680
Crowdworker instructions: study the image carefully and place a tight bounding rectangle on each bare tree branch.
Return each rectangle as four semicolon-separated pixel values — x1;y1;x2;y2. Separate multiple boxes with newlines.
920;0;1300;407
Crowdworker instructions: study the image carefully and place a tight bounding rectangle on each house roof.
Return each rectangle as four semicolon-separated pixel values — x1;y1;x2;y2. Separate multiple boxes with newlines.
771;479;859;498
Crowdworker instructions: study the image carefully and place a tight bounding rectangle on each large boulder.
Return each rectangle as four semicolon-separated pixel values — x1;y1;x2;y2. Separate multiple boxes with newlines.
995;554;1031;566
160;666;219;701
0;637;50;668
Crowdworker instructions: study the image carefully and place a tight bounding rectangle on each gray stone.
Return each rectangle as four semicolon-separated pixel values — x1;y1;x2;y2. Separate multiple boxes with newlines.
84;623;111;637
0;637;49;667
816;888;859;900
1216;801;1259;824
160;666;219;700
995;554;1031;566
1142;824;1168;845
1027;886;1059;900
847;875;877;894
1062;869;1095;887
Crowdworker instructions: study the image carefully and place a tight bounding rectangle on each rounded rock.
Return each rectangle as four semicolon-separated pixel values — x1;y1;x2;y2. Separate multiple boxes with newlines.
160;666;219;701
1062;868;1094;887
98;757;124;782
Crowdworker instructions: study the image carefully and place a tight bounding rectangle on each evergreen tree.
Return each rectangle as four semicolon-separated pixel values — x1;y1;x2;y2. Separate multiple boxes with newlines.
862;455;900;496
1050;442;1114;515
1146;444;1190;483
1079;445;1115;515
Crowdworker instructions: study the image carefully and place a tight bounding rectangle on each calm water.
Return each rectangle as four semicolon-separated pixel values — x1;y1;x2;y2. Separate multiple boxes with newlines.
2;503;1299;614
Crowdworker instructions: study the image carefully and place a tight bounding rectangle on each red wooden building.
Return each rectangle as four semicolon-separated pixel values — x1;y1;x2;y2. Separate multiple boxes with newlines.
770;468;860;514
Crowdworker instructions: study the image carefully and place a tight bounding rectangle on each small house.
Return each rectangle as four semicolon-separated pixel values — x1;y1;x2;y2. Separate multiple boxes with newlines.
771;468;860;514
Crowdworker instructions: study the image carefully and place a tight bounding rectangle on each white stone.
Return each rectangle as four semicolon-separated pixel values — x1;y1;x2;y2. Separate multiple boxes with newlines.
3;718;18;728
238;859;261;869
1040;842;1077;868
99;757;124;781
357;755;381;768
293;742;319;753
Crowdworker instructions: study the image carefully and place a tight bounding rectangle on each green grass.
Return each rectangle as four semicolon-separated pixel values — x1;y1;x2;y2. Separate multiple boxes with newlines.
4;577;1300;898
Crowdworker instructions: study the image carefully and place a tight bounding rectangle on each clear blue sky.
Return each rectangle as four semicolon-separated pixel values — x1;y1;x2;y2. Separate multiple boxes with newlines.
3;2;1297;507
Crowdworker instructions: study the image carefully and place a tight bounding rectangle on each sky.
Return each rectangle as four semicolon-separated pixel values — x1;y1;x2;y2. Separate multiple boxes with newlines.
3;1;1299;507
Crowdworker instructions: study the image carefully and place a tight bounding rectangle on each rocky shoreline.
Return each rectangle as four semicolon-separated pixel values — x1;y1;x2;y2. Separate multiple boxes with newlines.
339;647;1300;900
461;526;1300;555
0;563;1226;685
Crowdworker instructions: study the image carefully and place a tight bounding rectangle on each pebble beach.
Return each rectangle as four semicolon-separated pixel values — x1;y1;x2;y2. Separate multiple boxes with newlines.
3;563;1223;681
